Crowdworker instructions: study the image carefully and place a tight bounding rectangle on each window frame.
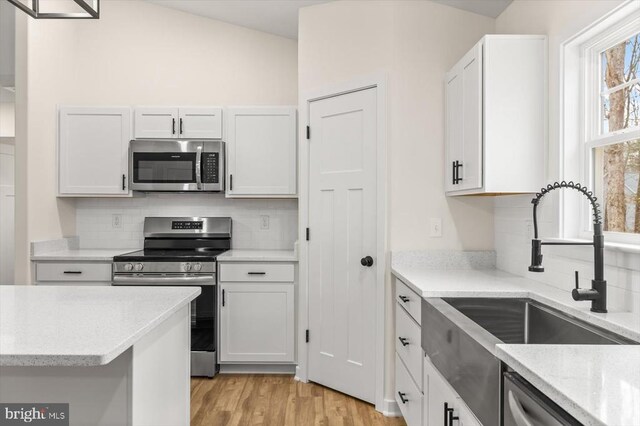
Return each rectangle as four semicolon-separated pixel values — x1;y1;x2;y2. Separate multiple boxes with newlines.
578;11;640;245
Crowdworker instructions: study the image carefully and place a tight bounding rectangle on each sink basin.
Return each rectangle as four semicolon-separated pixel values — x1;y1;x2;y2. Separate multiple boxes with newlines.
421;297;637;426
442;297;637;345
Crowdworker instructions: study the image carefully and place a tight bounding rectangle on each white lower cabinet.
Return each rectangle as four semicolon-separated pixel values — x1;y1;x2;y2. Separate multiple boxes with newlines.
218;261;296;364
34;261;112;285
423;357;482;426
396;354;423;426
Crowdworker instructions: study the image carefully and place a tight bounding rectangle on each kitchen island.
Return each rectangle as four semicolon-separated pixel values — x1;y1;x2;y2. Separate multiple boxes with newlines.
0;285;200;426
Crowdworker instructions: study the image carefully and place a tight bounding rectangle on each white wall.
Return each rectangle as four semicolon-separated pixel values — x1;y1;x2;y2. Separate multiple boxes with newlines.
493;0;640;313
299;0;495;408
76;195;297;250
15;0;298;282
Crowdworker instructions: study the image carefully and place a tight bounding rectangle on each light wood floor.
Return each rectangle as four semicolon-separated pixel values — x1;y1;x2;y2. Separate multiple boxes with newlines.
191;375;406;426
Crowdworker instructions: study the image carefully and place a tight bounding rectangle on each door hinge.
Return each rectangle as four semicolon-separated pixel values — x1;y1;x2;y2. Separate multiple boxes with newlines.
306;228;310;241
306;125;310;140
305;329;309;343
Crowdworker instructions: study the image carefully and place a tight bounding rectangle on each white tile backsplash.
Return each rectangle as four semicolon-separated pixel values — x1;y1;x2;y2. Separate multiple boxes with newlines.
494;195;640;313
76;194;298;250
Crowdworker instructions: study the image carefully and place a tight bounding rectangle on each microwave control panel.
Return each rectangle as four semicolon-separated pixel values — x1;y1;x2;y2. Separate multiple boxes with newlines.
202;153;219;183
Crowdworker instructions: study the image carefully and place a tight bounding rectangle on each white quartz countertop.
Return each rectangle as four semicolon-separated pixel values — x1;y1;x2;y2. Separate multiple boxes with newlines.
391;261;640;426
0;285;200;367
217;249;297;262
496;345;640;426
31;249;135;262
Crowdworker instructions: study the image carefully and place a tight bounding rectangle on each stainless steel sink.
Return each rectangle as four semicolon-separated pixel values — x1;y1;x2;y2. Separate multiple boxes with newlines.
421;297;637;426
442;297;636;345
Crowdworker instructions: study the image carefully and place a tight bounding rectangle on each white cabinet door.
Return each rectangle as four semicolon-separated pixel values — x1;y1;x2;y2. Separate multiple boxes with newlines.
178;107;222;139
58;107;131;195
219;283;295;363
134;107;179;139
444;67;462;193
226;107;297;197
459;41;483;191
424;357;459;426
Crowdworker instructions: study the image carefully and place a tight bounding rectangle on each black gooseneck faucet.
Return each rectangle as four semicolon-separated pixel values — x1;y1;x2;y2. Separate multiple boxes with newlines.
529;181;607;313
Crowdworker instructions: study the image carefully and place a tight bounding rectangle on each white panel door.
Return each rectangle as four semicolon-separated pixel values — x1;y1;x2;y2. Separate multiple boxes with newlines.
460;41;483;191
58;107;131;195
445;67;463;192
226;107;297;196
134;107;179;139
308;88;377;403
178;107;222;139
219;283;295;363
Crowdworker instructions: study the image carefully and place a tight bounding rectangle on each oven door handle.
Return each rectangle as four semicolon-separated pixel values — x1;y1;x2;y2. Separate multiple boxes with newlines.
195;145;203;190
112;275;216;286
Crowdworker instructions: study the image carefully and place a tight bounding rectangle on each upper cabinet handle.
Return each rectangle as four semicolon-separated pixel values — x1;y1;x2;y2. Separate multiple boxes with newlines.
172;118;176;135
179;118;183;134
399;295;410;303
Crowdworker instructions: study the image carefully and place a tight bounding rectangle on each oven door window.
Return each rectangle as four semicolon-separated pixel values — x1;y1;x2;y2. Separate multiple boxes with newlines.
191;285;215;352
133;152;196;183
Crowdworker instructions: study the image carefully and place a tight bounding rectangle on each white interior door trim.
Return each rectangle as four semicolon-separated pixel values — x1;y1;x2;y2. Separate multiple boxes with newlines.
297;72;388;414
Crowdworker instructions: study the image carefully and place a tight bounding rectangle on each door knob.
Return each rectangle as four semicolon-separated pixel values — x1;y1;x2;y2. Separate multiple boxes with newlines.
360;256;374;267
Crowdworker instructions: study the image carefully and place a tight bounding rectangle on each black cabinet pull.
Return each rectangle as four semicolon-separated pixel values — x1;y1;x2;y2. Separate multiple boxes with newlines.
452;161;456;185
444;402;459;426
222;289;225;306
172;118;176;135
122;174;126;191
229;174;233;191
63;271;82;274
248;272;266;275
397;392;408;404
454;161;463;184
398;295;410;303
179;118;183;134
398;337;409;347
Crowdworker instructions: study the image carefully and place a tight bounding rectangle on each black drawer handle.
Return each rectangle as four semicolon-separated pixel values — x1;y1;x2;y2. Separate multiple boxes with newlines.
444;402;459;426
398;295;410;303
398;392;408;404
398;337;410;347
248;272;266;275
222;289;225;306
63;271;82;274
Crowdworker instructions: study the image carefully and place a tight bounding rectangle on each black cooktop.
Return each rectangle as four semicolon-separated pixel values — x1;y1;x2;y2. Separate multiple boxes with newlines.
113;248;228;262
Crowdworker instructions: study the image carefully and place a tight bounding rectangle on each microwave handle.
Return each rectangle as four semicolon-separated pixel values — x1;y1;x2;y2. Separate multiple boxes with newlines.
195;145;203;190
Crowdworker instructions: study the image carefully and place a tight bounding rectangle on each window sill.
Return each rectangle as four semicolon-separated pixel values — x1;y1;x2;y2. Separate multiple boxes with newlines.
545;237;640;255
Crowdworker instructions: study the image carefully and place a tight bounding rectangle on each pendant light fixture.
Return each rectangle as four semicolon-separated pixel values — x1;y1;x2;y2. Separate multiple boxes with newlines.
6;0;99;19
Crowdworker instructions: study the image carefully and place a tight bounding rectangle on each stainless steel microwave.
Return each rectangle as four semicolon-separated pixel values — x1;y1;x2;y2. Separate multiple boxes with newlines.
129;140;225;192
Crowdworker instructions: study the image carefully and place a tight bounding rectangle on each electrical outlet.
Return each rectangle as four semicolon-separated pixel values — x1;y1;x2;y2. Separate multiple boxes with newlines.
429;218;442;238
112;214;123;229
260;215;270;230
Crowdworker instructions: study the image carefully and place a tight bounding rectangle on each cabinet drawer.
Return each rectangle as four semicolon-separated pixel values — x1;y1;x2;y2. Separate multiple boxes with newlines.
219;263;294;282
395;354;423;426
36;262;112;282
396;304;422;390
395;277;421;325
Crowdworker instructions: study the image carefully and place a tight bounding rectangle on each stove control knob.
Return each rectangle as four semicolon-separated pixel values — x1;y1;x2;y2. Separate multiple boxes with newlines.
134;263;144;272
193;263;202;272
123;263;133;272
184;263;192;272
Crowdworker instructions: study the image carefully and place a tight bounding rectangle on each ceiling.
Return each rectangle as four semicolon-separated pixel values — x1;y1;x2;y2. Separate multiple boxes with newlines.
146;0;328;40
433;0;514;18
146;0;513;40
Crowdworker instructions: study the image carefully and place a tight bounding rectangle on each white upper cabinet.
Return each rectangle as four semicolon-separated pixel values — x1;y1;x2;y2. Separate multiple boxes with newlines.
445;35;547;196
58;107;131;196
134;107;222;139
225;107;297;197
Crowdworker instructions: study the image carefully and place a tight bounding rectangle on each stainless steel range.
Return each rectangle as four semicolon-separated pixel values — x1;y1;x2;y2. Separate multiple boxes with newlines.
112;216;231;378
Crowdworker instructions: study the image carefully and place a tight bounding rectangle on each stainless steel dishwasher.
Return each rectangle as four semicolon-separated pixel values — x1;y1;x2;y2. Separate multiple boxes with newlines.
503;372;581;426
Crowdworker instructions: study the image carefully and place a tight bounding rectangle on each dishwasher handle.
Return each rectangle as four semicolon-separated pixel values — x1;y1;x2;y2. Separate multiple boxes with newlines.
508;390;534;426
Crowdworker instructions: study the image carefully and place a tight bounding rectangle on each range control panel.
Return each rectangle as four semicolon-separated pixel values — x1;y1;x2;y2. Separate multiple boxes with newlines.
171;221;204;230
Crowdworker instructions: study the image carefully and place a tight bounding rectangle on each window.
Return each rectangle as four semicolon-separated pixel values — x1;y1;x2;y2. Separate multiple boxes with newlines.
582;10;640;243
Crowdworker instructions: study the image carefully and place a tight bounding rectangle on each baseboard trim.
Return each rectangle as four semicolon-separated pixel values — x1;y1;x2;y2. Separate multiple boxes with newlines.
381;398;402;417
219;364;297;374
